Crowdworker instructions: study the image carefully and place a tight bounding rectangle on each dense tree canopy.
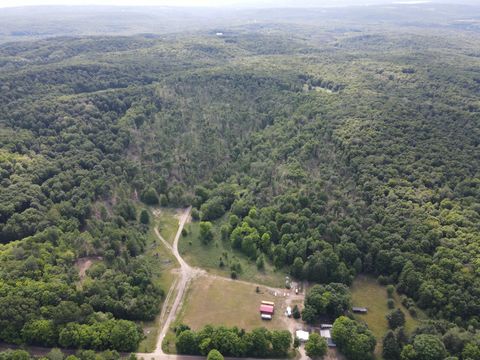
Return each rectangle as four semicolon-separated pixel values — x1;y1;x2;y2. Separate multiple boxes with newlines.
1;5;480;356
176;325;291;358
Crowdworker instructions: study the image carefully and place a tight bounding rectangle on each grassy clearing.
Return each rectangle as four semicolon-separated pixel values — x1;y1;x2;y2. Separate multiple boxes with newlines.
179;218;285;288
176;275;290;331
137;208;179;353
155;208;180;245
351;275;424;359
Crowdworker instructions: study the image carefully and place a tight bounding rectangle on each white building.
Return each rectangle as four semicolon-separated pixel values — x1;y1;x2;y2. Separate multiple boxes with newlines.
296;330;309;342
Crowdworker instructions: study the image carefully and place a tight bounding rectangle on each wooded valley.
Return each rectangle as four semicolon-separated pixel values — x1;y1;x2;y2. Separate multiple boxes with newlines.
1;3;480;360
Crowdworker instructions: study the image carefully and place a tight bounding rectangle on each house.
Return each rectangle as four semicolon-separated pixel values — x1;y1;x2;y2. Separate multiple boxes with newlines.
296;330;309;342
352;307;368;313
320;329;336;347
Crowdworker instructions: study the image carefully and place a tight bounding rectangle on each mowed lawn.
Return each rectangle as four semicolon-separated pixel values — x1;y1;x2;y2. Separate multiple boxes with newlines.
176;275;289;331
179;219;285;288
351;275;423;358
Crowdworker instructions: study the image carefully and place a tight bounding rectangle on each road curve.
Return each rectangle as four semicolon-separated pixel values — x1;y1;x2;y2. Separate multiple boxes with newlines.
137;207;302;360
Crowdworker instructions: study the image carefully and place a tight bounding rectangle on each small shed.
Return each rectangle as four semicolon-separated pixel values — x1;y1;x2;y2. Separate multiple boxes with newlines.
352;307;368;313
260;304;274;314
296;330;309;342
320;329;336;347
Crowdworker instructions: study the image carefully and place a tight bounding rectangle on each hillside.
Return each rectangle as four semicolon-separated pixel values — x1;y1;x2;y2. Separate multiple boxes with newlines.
0;4;480;360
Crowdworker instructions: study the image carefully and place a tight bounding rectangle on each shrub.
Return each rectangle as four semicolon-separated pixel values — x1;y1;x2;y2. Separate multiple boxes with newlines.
387;298;395;309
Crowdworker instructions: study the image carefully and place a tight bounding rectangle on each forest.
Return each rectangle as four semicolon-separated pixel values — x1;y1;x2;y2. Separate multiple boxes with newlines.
1;2;480;359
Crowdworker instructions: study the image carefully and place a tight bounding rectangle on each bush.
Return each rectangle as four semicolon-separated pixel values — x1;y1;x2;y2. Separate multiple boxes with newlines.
408;306;417;318
207;350;224;360
191;208;200;221
387;285;395;298
387;298;395;309
139;209;149;225
387;308;405;330
292;305;301;319
199;221;214;244
230;271;237;279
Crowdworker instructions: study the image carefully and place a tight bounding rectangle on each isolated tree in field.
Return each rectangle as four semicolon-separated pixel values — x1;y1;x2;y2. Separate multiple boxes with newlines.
305;333;327;359
387;285;395;298
199;221;214;244
292;305;301;319
387;308;405;330
207;349;224;360
139;209;149;224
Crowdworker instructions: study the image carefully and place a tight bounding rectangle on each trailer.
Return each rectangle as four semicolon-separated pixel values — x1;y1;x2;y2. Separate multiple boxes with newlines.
261;314;272;320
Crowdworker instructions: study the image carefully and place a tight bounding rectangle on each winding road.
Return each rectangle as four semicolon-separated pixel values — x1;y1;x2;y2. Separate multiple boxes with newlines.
136;207;312;360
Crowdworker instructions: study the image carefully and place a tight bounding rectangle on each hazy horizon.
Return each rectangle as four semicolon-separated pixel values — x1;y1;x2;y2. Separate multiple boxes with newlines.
1;0;474;9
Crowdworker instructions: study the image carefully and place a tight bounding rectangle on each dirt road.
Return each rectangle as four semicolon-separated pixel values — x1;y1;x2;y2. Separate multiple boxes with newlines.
137;207;311;360
147;207;205;356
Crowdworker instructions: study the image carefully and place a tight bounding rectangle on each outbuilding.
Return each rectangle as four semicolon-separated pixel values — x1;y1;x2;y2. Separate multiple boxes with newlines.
261;314;272;320
352;307;368;313
260;304;274;315
320;329;336;347
295;330;309;342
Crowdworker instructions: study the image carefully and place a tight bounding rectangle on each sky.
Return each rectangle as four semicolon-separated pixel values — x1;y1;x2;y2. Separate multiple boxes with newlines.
0;0;445;8
2;0;256;7
0;0;476;8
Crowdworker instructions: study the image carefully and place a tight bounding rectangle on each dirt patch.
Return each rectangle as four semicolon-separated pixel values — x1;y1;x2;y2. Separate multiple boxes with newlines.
152;208;162;218
76;256;102;280
174;208;191;224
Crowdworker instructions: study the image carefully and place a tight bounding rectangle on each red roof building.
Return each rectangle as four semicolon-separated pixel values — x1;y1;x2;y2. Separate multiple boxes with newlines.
259;304;274;314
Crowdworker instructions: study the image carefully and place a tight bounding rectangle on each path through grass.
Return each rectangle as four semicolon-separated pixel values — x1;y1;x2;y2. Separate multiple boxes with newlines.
137;208;179;352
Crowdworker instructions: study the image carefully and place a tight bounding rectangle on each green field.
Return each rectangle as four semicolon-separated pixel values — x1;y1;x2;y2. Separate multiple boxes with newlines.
137;209;179;353
156;208;182;245
351;275;424;358
179;217;285;288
